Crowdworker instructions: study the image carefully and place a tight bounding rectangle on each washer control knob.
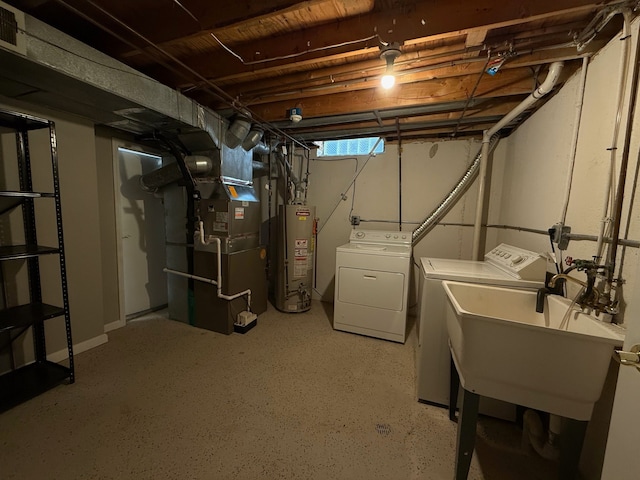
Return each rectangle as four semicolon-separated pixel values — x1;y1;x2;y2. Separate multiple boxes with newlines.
356;231;365;238
511;255;524;264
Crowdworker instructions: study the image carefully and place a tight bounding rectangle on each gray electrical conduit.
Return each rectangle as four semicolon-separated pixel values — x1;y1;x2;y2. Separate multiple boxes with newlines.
411;134;500;245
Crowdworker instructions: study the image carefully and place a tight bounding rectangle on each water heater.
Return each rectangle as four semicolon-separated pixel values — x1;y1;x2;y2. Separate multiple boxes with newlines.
275;204;316;312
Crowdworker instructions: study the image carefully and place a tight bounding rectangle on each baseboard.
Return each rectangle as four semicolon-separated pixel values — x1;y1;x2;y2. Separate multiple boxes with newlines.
104;319;126;332
47;333;109;363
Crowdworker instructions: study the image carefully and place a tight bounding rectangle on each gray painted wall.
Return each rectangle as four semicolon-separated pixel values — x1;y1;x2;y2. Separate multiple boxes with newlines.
0;99;106;365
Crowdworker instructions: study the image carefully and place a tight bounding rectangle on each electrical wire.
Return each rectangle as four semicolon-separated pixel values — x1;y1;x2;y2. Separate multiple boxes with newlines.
16;24;168;83
171;0;200;26
342;159;360;224
451;53;491;138
210;32;380;66
53;0;310;151
317;139;382;233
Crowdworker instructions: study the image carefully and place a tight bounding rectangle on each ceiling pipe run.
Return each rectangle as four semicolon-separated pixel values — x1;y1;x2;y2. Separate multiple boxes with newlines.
471;61;564;260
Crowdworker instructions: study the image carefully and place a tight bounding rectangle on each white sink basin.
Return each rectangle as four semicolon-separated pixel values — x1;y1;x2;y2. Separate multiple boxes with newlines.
443;281;625;420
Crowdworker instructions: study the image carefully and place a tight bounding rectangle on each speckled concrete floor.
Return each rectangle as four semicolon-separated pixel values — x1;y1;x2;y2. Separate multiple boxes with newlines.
0;301;558;480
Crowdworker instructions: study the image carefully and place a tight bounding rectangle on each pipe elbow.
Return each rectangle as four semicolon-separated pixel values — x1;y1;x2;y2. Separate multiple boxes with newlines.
536;288;549;313
535;62;564;97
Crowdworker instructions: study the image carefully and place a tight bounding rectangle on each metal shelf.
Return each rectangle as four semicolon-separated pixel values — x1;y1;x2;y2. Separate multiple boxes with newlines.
0;245;60;261
0;361;72;413
0;196;23;215
0;302;65;334
0;108;75;411
0;109;50;131
0;191;54;215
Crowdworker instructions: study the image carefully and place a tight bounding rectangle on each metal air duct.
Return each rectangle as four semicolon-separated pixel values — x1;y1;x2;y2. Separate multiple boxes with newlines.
139;155;214;192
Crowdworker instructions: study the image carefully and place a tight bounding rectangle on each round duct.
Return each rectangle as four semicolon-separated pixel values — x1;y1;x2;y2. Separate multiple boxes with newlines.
139;155;213;192
242;125;264;151
225;114;252;149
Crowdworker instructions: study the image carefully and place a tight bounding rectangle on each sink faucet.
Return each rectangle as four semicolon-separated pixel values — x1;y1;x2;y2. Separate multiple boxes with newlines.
542;259;617;317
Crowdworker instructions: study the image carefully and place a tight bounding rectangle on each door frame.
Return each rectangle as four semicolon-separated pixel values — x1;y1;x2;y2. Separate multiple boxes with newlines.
109;139;166;332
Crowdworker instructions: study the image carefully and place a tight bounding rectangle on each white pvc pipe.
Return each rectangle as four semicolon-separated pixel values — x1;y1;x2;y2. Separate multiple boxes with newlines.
164;222;253;310
472;62;564;259
472;138;491;260
596;10;632;260
487;62;564;139
560;56;589;225
163;268;216;285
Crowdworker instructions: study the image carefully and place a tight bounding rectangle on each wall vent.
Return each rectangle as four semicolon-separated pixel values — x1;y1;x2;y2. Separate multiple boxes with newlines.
0;1;26;56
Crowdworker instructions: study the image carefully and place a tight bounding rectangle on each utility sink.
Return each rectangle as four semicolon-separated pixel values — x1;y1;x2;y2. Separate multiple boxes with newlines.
443;281;625;420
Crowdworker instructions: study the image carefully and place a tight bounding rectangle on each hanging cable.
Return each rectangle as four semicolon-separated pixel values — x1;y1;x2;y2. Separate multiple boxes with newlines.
171;0;200;26
53;0;310;151
210;32;380;66
451;53;491;138
318;138;382;233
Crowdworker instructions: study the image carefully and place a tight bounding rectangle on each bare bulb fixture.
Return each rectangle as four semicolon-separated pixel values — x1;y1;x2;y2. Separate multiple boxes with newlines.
381;73;395;89
379;43;401;90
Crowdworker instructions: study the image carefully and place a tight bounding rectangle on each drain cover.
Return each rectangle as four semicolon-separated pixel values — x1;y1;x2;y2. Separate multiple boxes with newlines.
375;423;391;436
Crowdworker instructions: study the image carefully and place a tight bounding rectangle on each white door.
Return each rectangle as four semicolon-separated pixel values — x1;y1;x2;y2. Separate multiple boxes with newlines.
117;146;167;317
601;285;640;475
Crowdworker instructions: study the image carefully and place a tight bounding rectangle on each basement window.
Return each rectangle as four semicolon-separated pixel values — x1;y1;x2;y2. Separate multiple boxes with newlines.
316;137;384;157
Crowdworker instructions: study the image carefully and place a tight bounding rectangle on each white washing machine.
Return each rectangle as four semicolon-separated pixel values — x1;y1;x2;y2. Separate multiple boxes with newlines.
334;229;412;343
416;244;546;418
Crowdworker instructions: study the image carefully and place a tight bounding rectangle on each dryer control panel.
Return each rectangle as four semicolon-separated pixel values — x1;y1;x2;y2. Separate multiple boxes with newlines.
349;229;412;245
485;243;546;281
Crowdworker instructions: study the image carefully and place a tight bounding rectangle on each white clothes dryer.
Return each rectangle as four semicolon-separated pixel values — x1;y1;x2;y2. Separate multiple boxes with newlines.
334;229;412;343
416;244;546;419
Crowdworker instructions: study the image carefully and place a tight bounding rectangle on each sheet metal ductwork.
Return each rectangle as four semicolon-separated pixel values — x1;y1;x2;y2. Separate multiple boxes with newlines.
411;134;500;245
139;155;214;192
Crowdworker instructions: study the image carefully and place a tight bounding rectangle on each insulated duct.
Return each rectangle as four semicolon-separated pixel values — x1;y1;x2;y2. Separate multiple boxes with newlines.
411;134;500;245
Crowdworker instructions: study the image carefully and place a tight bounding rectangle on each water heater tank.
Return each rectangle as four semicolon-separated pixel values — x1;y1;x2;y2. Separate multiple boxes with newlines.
275;204;316;312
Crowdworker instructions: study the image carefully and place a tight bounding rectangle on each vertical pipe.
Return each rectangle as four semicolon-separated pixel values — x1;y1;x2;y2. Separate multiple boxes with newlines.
471;61;564;260
397;118;402;231
596;12;632;260
608;12;640;285
472;134;491;260
560;56;589;225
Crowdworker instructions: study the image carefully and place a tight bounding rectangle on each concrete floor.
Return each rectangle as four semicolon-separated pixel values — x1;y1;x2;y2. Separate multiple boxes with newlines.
0;301;559;479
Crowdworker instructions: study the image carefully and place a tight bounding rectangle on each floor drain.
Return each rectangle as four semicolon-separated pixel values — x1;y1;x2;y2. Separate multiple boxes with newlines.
375;423;392;436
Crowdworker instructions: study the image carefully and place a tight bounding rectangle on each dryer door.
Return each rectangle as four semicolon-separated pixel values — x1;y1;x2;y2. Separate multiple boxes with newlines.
337;267;405;311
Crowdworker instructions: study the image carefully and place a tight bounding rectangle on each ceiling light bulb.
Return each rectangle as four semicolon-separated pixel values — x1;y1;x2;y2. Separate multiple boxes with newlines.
379;42;402;91
381;74;395;89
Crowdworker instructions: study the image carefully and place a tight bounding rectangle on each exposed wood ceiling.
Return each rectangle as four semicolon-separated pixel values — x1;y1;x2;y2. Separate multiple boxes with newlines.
5;0;633;142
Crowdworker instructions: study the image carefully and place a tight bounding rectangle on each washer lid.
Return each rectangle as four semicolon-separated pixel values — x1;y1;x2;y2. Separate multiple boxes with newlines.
337;242;411;257
420;257;543;287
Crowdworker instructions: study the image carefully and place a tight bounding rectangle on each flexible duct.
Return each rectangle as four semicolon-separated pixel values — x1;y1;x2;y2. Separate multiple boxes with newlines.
411;135;500;245
413;62;563;248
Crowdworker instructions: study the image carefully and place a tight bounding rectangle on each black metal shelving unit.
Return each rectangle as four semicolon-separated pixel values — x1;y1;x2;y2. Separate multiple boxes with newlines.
0;109;74;413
